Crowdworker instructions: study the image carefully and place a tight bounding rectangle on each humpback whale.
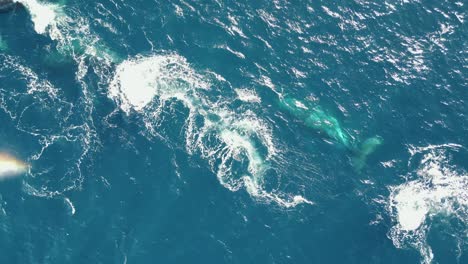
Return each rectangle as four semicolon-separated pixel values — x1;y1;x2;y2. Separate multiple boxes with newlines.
278;96;382;170
279;96;351;147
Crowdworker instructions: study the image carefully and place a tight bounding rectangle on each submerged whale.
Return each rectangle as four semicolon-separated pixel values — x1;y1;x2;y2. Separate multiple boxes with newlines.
278;96;382;170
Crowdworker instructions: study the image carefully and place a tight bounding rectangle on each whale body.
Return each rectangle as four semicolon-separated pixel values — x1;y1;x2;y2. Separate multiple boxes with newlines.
278;96;352;148
278;96;382;170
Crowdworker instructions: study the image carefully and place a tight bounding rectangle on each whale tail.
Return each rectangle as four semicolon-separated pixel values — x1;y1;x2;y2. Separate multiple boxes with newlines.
352;136;383;171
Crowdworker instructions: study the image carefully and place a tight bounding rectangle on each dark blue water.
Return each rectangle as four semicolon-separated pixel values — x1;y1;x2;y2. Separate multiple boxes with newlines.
0;0;466;263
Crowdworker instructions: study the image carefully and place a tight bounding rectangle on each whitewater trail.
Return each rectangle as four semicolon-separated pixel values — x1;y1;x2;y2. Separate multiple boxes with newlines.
17;0;119;63
8;1;103;198
0;54;95;197
16;1;313;207
109;54;314;207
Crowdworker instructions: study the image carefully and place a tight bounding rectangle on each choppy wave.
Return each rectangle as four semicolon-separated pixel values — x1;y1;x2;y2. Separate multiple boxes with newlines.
388;144;467;264
109;54;313;207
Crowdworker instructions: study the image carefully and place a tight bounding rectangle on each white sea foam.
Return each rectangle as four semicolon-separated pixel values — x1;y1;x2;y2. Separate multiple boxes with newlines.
2;1;114;199
109;54;312;207
2;1;113;201
109;55;207;113
388;144;467;264
16;0;59;34
17;0;118;63
0;55;95;197
13;1;312;207
64;197;76;215
234;88;261;103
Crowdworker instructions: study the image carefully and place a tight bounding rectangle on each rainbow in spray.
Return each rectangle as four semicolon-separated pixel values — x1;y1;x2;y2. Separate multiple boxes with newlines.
0;153;27;179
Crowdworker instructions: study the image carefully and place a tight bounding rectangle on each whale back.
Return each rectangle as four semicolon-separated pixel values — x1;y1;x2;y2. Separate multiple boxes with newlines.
279;96;351;147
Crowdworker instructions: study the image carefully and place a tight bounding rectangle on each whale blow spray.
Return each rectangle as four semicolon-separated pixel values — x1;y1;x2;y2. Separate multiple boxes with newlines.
0;153;27;179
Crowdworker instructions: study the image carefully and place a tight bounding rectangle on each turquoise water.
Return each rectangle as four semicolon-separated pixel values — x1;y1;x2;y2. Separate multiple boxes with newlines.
0;0;466;263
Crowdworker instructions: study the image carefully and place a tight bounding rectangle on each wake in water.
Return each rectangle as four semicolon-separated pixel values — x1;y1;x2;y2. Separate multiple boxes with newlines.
13;0;313;207
16;0;119;63
1;0;120;198
109;54;313;207
0;54;95;197
388;144;467;264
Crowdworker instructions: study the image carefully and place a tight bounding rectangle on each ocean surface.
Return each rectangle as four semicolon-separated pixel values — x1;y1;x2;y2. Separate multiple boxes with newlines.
0;0;466;263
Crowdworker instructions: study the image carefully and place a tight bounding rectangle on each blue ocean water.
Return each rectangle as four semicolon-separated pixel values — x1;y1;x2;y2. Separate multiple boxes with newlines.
0;0;466;263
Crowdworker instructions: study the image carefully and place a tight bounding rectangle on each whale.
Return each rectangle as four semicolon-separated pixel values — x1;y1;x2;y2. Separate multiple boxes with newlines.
278;96;352;147
278;95;382;170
